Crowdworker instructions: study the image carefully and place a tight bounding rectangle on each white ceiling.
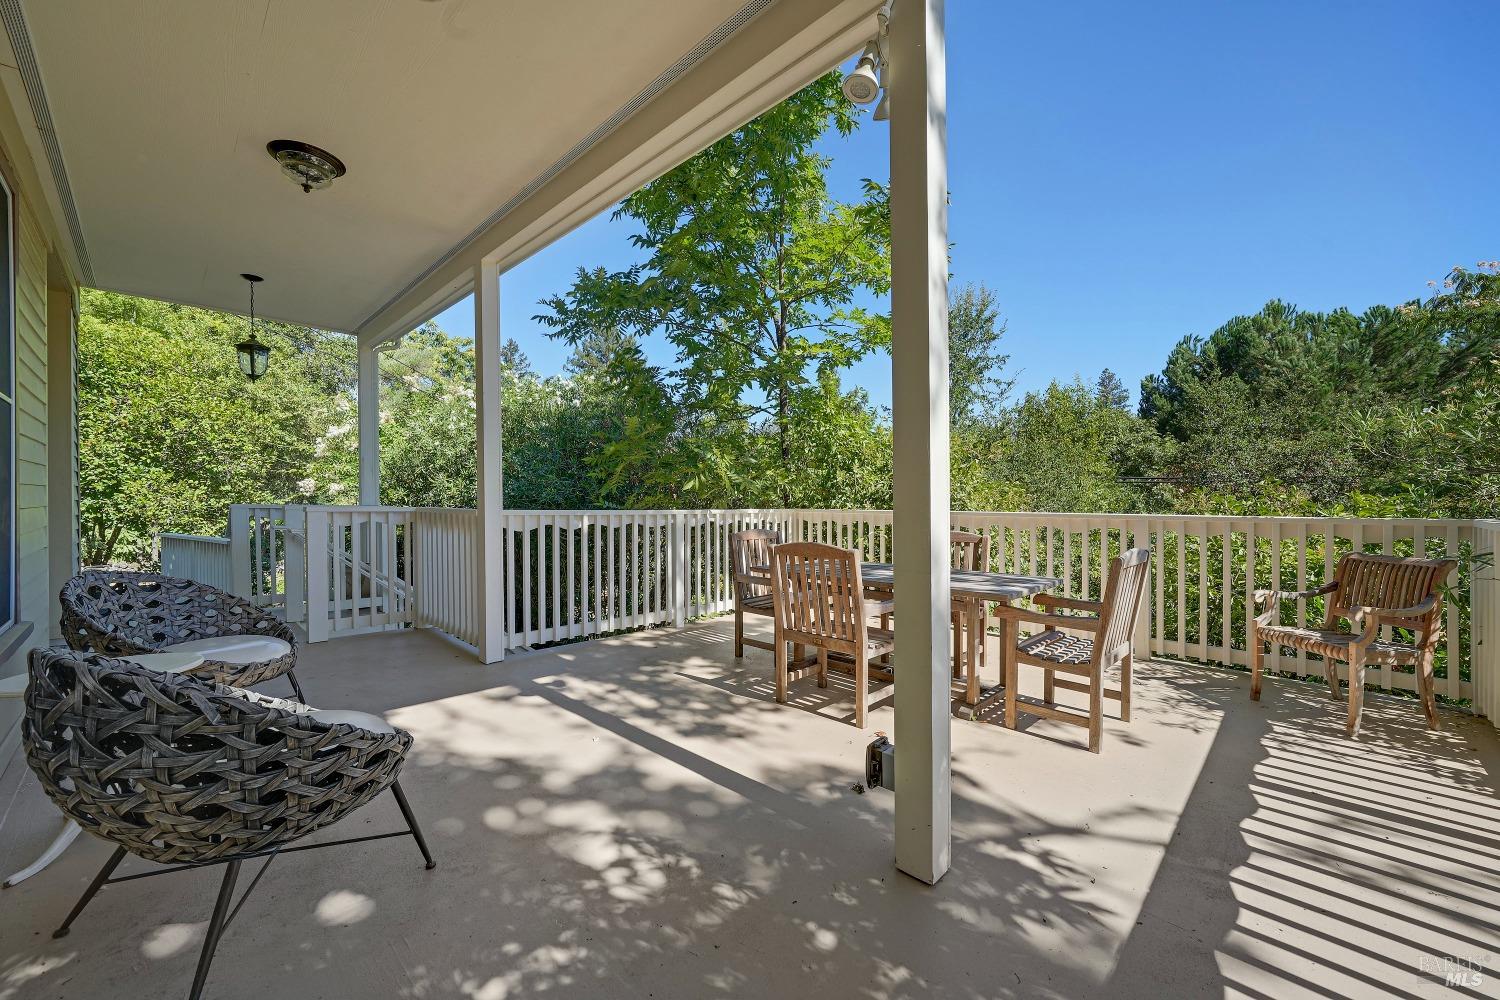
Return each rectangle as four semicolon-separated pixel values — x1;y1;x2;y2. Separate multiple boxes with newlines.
19;0;756;331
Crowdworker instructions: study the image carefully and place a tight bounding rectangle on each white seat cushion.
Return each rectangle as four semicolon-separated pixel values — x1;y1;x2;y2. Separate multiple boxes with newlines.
162;634;292;665
220;688;395;734
308;709;396;734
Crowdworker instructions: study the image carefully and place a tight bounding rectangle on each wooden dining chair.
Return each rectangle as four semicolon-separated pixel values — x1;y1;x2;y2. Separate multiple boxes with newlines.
1251;552;1457;736
770;542;894;729
993;548;1150;753
950;530;986;678
730;529;782;657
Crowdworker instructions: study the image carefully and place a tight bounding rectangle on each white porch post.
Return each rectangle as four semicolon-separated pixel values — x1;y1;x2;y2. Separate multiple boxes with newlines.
357;342;381;505
889;0;951;884
474;259;507;662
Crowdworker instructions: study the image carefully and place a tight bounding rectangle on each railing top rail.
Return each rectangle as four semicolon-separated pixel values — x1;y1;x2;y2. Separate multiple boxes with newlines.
159;533;231;544
789;509;1479;526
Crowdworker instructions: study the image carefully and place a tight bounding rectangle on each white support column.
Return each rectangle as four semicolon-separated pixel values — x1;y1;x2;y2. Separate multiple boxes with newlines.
889;0;951;885
357;342;381;505
474;260;507;662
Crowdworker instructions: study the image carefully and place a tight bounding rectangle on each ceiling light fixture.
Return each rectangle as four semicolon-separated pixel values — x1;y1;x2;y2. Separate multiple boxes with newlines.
266;139;347;193
235;274;271;381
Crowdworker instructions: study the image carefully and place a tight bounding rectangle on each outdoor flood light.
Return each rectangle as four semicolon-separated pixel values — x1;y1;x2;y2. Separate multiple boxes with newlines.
235;274;271;381
842;42;881;104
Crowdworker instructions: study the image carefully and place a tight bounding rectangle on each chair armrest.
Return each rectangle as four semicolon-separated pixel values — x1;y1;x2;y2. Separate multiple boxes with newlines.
1351;595;1440;625
1252;581;1339;627
733;572;770;587
990;603;1103;632
1035;594;1102;614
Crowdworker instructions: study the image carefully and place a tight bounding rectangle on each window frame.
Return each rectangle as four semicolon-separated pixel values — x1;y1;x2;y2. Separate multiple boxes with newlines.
0;170;14;635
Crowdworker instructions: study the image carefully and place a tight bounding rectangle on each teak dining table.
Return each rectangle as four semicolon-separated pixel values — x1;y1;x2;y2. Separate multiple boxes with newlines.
858;564;1061;704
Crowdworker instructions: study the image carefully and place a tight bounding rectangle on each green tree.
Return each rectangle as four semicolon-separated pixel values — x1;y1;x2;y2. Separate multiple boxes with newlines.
948;282;1012;423
535;73;890;505
78;289;356;564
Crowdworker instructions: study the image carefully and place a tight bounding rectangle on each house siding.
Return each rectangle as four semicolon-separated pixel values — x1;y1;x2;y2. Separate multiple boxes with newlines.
12;198;49;648
0;94;78;764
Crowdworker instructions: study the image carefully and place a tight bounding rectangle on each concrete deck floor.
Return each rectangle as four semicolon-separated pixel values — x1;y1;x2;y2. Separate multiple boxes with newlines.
2;620;1498;1000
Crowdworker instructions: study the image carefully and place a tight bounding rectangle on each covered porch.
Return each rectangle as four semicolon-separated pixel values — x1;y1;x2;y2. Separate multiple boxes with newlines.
4;621;1497;997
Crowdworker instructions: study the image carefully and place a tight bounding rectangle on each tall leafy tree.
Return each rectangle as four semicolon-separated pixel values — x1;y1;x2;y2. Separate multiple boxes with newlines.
535;73;890;504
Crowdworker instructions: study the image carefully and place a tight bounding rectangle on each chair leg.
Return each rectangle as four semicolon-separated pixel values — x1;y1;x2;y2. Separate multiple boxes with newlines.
1088;665;1104;754
1119;651;1133;723
1416;642;1441;731
188;859;242;1000
951;611;962;679
286;668;307;703
1043;667;1055;704
775;631;789;704
391;780;437;870
1004;643;1019;729
1324;653;1342;701
52;845;127;939
734;608;744;658
1250;627;1263;701
854;653;868;730
1346;653;1366;738
817;648;829;689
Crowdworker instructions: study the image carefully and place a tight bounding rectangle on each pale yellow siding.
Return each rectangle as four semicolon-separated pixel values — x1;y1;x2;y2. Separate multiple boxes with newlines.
12;198;48;648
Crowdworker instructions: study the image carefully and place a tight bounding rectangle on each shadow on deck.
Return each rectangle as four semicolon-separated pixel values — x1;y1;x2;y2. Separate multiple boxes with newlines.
1;619;1496;999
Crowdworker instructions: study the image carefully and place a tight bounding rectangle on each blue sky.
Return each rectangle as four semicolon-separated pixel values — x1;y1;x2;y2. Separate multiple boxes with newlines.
434;0;1498;410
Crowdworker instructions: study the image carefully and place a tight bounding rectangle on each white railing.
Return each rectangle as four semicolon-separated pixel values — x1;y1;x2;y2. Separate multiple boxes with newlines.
178;503;1498;720
498;508;786;649
159;533;233;593
227;504;306;616
304;506;417;642
411;507;482;648
1472;519;1500;722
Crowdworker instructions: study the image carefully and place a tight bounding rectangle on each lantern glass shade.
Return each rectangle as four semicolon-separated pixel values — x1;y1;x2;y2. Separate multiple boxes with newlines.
236;333;271;380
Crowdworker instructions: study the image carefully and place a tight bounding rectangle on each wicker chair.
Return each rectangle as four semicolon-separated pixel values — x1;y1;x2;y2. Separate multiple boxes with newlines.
1251;552;1457;736
23;646;434;1000
59;570;305;700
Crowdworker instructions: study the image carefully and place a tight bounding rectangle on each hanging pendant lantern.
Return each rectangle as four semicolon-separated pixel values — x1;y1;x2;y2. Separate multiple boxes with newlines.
235;274;271;381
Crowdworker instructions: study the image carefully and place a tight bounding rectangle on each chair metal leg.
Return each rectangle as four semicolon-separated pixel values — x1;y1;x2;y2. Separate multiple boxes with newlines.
188;860;241;1000
6;819;81;888
286;668;307;703
53;845;127;938
390;780;436;870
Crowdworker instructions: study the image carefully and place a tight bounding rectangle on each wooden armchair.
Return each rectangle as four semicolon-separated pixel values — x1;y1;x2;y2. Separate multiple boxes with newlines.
950;530;986;678
1251;552;1456;736
730;529;782;657
992;548;1150;753
769;542;894;729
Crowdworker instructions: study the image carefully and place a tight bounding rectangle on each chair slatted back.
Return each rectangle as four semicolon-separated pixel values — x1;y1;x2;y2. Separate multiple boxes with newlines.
1326;553;1455;627
951;530;985;571
731;529;781;603
770;542;866;655
1095;548;1152;663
